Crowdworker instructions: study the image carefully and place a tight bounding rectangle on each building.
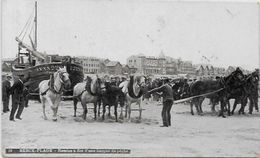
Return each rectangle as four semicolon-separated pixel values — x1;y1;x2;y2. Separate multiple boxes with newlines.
76;56;100;74
194;64;226;76
127;55;166;75
105;61;123;75
165;57;178;75
179;60;195;74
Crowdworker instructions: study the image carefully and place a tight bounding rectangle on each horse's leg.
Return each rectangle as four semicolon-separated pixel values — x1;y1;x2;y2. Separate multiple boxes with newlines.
94;102;97;120
211;98;216;113
254;94;259;112
114;105;118;122
128;102;132;122
73;98;78;117
98;99;101;117
41;96;47;120
119;105;124;120
218;100;226;118
190;100;194;115
249;96;254;114
52;95;61;121
81;101;87;120
198;98;204;115
125;103;128;118
194;99;200;115
45;96;56;121
102;104;106;120
239;97;247;115
108;106;111;118
138;99;142;120
231;100;237;115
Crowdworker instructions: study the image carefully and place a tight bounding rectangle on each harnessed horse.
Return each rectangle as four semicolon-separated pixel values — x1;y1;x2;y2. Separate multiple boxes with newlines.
189;68;245;117
230;71;259;114
39;67;71;121
119;75;146;122
73;76;103;120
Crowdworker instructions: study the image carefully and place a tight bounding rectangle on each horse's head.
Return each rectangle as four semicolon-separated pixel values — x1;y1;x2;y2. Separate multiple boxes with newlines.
134;75;146;88
57;67;71;89
233;67;245;82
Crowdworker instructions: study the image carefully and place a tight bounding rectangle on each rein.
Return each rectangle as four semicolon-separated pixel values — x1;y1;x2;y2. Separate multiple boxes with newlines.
173;88;225;104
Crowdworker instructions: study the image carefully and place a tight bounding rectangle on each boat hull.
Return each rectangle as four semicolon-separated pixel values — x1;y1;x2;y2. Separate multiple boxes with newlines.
11;62;84;96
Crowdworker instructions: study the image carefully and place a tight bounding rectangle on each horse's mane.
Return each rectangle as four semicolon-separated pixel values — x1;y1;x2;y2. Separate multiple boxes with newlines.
85;76;100;96
128;76;143;99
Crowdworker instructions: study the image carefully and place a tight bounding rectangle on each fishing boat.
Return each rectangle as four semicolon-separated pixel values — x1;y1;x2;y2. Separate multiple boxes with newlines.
11;1;84;96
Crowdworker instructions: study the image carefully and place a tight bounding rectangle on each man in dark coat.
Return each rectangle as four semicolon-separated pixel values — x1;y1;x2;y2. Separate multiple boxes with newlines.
2;75;12;113
147;78;174;127
9;75;26;121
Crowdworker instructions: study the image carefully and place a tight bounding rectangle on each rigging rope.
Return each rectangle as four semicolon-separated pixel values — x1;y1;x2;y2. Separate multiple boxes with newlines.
18;8;34;41
21;14;34;41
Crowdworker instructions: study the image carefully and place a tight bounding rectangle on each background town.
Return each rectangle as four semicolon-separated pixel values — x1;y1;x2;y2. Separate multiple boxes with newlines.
2;52;251;79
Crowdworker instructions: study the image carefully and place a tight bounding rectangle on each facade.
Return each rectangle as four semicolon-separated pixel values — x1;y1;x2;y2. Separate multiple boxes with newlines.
105;61;122;75
76;56;100;74
179;60;194;74
195;64;226;76
127;55;166;75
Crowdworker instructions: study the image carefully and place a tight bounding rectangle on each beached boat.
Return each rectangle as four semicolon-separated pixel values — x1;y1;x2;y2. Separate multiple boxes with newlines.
11;1;84;96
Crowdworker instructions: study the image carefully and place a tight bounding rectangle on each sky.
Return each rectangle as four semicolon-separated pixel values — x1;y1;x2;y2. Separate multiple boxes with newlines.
2;0;260;70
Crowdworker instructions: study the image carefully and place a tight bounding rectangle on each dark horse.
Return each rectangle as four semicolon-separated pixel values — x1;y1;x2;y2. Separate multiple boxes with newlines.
101;82;123;122
230;70;259;114
190;68;245;117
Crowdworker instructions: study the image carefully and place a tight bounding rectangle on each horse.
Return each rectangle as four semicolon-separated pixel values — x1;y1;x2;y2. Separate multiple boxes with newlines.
230;71;259;114
119;75;146;122
73;76;103;120
39;67;71;121
101;82;123;122
190;68;246;117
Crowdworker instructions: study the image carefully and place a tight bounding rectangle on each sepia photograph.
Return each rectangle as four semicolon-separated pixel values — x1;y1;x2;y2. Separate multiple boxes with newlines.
1;0;260;157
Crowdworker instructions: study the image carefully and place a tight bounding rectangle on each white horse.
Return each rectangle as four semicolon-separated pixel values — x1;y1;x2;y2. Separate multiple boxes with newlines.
119;75;146;122
39;67;71;121
73;75;103;120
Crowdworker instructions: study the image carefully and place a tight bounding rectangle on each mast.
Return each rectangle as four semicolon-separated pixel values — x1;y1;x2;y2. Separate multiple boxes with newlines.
34;1;37;50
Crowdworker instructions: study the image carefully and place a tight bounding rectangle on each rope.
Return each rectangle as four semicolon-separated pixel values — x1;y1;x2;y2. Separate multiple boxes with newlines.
18;9;34;40
173;88;224;104
21;15;34;41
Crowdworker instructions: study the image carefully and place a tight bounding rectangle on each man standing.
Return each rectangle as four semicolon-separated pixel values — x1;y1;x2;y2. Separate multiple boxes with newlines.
2;75;12;113
9;75;26;121
147;78;174;127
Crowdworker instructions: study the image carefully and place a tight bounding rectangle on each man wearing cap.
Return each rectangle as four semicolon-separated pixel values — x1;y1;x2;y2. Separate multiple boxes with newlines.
9;75;27;121
2;75;12;113
146;78;174;127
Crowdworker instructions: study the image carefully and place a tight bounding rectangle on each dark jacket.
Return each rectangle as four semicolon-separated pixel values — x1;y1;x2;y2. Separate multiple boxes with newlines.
148;84;173;102
10;79;24;98
2;80;11;99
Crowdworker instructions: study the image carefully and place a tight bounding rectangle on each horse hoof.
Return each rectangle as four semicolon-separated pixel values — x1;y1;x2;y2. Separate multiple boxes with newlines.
52;118;57;121
44;117;48;120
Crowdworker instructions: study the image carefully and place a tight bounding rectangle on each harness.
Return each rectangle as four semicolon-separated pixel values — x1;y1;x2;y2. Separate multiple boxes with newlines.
40;72;65;96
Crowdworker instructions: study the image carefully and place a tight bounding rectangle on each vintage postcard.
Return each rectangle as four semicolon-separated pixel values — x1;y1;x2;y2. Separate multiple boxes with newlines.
1;0;260;157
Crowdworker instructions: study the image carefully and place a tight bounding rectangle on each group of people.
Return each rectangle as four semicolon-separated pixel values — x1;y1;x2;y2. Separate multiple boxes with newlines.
2;74;29;121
